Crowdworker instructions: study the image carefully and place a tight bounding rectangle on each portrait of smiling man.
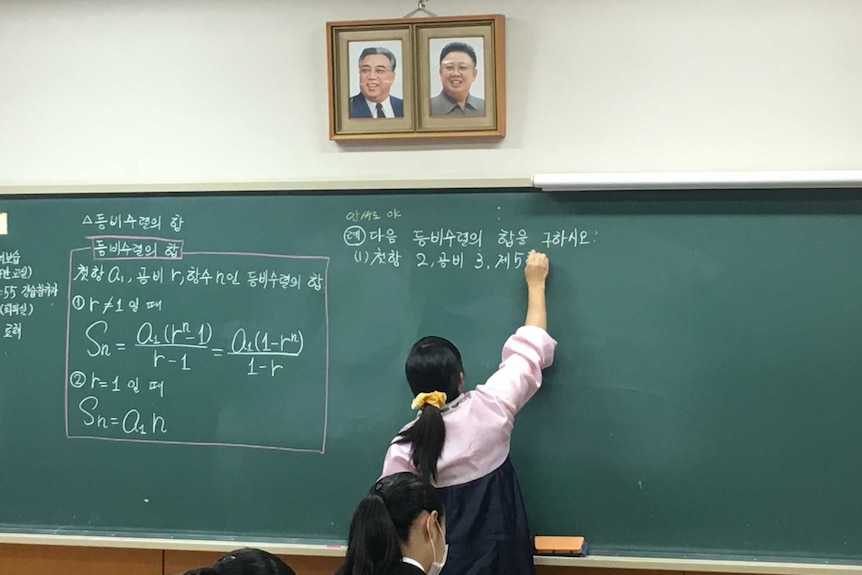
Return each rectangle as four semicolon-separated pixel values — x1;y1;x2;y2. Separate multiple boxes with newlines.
429;41;485;117
348;46;404;119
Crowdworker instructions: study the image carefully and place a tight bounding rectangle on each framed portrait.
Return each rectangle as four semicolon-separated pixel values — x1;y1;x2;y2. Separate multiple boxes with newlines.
326;15;505;141
327;23;415;138
416;16;505;136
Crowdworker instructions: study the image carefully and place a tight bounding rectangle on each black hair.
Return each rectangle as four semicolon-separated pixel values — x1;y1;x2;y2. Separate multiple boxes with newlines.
396;336;463;482
438;41;477;66
358;46;397;72
182;548;295;575
335;472;444;575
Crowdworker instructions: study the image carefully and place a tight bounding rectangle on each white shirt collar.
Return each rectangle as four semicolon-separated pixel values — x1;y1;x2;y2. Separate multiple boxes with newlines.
402;556;426;572
440;393;467;413
419;393;466;416
364;96;394;118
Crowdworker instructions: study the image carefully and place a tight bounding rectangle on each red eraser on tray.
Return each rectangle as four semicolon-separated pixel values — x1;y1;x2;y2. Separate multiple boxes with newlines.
534;536;589;556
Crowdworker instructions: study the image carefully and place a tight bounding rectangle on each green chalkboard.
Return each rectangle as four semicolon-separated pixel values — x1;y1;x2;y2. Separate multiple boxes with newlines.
1;188;862;563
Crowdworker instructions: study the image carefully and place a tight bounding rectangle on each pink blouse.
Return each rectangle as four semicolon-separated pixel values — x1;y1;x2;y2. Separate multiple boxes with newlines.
381;326;557;488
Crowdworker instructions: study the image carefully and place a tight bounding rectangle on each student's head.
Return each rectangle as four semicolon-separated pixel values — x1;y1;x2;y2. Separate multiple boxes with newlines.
336;472;446;575
438;42;478;102
405;336;464;400
358;47;397;103
182;548;295;575
397;336;464;481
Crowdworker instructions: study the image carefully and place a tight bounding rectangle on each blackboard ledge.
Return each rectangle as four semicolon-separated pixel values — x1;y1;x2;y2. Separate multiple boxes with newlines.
1;534;860;574
0;533;346;557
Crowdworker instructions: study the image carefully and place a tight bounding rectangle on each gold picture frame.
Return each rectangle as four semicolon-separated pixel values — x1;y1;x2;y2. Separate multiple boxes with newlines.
416;17;503;134
328;24;415;137
326;15;505;141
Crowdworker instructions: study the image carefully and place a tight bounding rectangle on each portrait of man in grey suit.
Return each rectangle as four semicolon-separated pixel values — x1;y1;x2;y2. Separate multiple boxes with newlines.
348;47;404;119
430;41;485;116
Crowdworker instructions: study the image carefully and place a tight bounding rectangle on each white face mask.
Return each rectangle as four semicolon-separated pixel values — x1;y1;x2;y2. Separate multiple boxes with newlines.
427;518;448;575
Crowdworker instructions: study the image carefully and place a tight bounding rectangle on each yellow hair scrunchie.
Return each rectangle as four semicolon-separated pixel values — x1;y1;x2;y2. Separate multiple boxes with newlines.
411;391;447;411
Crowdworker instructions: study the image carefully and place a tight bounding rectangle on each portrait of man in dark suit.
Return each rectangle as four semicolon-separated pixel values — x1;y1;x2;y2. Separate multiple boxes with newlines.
348;46;404;119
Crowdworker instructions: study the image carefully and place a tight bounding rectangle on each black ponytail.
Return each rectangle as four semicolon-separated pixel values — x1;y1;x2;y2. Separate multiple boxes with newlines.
335;493;402;575
397;336;463;482
336;473;444;575
396;406;446;482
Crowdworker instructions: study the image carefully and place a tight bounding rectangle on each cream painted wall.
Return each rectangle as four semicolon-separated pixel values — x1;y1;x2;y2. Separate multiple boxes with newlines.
1;0;860;187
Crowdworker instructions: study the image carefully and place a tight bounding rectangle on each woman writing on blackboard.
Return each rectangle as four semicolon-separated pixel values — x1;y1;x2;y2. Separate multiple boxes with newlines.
381;249;556;575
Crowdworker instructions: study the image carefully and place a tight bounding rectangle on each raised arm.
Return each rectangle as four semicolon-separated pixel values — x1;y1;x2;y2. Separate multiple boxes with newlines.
524;249;548;330
471;250;556;423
